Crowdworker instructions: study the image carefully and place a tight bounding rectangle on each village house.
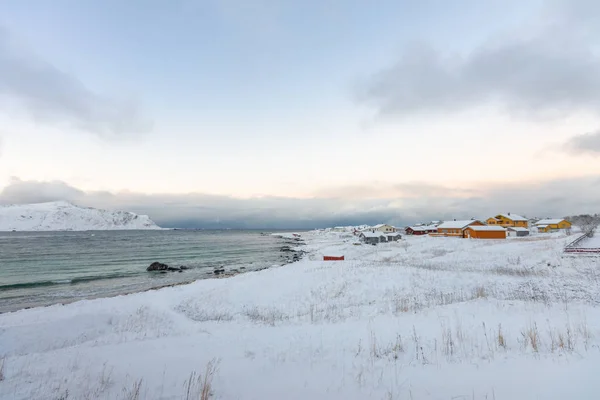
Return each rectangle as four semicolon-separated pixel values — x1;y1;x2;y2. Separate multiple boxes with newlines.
405;225;438;235
534;219;572;233
486;213;529;228
359;231;387;244
371;224;397;233
435;220;484;237
507;227;530;237
464;225;507;239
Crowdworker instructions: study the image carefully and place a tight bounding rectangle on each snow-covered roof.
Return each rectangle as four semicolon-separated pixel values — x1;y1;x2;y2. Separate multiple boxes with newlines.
360;231;386;238
536;225;549;229
535;219;567;225
385;232;401;236
507;227;529;232
372;224;393;229
408;225;438;231
493;213;528;222
466;225;506;231
437;220;481;229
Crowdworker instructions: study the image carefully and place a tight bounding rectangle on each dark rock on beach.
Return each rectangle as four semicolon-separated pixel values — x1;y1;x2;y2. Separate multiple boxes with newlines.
147;262;169;271
147;262;188;272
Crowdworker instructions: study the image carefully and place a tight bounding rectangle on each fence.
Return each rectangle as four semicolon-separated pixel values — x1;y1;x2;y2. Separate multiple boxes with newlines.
564;230;600;255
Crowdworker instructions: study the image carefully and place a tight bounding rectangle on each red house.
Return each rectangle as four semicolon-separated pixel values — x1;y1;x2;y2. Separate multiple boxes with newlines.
405;225;438;235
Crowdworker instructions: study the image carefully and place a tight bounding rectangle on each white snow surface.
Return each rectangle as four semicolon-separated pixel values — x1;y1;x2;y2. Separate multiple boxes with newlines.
0;201;161;231
2;231;600;399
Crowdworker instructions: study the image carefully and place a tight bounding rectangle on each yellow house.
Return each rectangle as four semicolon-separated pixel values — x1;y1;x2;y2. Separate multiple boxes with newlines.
486;213;528;228
534;219;572;233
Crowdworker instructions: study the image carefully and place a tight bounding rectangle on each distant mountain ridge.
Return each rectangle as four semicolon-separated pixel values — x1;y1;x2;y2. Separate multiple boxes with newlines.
0;201;161;231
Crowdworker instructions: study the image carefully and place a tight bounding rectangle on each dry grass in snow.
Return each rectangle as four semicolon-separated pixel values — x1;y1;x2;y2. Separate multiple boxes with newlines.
1;230;600;399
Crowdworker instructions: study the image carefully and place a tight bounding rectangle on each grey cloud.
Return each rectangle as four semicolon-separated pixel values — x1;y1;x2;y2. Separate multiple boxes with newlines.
313;182;476;200
1;177;599;229
359;0;600;119
1;177;85;204
564;130;600;155
0;27;151;137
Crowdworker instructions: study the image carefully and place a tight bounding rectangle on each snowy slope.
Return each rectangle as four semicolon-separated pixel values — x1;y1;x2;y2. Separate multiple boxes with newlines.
0;201;161;231
2;231;600;399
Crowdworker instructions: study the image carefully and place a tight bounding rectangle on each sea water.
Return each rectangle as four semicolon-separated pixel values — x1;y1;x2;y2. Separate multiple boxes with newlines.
0;230;294;313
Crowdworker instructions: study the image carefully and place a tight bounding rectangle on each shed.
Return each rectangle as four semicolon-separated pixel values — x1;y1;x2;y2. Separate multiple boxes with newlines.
463;225;507;239
507;227;530;237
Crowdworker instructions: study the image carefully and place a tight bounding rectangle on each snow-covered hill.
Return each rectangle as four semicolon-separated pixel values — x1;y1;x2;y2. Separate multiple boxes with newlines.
0;201;161;231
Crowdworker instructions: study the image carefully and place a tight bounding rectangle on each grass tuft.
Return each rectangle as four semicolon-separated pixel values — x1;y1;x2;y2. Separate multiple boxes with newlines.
184;358;219;400
497;324;506;349
121;378;143;400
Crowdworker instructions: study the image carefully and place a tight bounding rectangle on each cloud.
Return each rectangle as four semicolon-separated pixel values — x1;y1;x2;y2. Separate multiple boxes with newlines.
0;27;151;137
1;177;599;228
564;130;600;155
359;0;600;119
1;177;85;204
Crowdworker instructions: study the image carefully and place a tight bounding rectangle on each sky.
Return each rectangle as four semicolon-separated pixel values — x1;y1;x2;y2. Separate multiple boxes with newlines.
1;0;600;228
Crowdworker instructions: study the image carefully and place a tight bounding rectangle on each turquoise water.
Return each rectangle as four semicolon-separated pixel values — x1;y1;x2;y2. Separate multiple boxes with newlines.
0;230;293;313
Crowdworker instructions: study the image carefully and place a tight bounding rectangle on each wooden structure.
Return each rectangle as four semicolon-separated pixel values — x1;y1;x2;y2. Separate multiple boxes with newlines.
405;225;438;235
359;231;387;244
464;225;507;239
385;232;402;241
486;213;528;228
534;219;572;233
371;224;397;233
434;220;484;237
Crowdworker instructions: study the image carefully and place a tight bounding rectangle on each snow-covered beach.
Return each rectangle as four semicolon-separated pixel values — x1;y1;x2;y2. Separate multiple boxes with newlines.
1;230;600;399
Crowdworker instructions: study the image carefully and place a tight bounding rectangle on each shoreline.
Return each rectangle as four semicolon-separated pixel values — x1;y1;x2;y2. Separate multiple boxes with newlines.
1;232;308;314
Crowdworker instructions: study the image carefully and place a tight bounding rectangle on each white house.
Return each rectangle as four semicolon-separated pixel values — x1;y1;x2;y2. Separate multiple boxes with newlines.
371;224;397;233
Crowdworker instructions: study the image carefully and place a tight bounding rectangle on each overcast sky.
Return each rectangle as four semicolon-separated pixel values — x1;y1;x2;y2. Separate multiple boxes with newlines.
1;0;599;228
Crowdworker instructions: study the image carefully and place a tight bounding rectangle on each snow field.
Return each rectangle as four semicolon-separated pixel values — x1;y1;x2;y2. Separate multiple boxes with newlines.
1;231;600;399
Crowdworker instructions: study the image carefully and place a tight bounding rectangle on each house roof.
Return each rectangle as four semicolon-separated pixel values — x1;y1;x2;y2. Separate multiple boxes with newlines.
536;225;549;228
493;213;528;222
372;224;393;229
408;225;438;232
386;232;401;236
360;231;386;238
507;227;529;232
437;220;481;229
466;225;507;231
535;219;567;225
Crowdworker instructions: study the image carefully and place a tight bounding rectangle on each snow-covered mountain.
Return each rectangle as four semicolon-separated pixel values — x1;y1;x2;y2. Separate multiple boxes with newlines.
0;201;162;231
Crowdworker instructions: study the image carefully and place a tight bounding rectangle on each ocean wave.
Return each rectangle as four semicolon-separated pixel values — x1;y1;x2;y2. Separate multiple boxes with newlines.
0;273;139;291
